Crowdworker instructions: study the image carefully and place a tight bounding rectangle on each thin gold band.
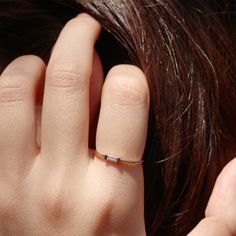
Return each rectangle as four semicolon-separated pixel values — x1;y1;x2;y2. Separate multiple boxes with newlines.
93;150;144;167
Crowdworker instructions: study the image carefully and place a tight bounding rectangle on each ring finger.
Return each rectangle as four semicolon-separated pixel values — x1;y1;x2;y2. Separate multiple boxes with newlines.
90;65;149;234
96;65;150;163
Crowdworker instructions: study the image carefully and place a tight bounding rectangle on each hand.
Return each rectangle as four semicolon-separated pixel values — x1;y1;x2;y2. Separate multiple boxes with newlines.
0;13;148;235
1;12;234;236
188;157;236;235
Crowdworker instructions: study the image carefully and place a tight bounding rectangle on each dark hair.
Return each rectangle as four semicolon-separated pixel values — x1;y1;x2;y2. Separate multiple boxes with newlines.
0;0;235;235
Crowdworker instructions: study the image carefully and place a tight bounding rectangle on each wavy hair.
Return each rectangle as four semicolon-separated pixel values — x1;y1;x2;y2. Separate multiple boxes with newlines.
0;0;235;235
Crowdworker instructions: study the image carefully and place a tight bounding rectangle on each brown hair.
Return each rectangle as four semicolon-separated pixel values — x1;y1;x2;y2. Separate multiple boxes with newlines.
0;0;235;235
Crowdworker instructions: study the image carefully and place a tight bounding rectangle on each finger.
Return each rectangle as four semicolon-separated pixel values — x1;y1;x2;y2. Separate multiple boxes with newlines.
187;218;230;236
96;64;150;162
0;55;46;174
41;14;101;165
35;50;103;150
205;158;236;235
91;65;149;232
188;159;236;235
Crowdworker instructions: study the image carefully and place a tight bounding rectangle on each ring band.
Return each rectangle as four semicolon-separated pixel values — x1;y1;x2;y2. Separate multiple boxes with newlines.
93;150;144;167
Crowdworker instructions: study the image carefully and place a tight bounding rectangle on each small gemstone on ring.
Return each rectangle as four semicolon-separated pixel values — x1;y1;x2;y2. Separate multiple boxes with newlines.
106;155;120;163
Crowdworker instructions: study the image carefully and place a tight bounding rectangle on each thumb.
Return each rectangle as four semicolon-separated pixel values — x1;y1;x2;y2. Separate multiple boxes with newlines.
188;157;236;235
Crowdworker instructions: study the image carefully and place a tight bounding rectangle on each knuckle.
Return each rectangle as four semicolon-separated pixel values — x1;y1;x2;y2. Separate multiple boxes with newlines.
0;197;14;217
106;72;149;106
0;195;20;230
47;61;88;90
0;75;29;103
38;186;72;225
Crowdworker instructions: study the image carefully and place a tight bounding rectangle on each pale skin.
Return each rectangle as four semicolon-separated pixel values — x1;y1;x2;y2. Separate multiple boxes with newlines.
0;13;235;235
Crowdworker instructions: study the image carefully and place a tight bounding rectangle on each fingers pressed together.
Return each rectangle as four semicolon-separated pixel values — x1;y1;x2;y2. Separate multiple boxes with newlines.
1;12;234;236
0;13;148;235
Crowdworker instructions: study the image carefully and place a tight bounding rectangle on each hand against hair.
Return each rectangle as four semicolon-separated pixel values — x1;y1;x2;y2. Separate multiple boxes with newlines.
1;13;235;236
0;13;148;235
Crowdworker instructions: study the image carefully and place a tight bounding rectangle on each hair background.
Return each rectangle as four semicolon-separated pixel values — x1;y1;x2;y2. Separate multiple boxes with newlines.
0;0;235;235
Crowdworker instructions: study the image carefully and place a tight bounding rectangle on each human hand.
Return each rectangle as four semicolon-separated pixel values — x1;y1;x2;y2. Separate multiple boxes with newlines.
188;158;236;236
0;13;148;235
1;12;235;236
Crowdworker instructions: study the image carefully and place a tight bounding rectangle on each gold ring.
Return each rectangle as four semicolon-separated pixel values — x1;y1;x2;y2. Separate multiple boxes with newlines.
93;150;144;167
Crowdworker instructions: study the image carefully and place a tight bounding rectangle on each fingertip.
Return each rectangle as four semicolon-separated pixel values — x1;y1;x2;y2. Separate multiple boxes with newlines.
107;64;148;86
2;55;46;77
74;12;102;39
105;64;150;107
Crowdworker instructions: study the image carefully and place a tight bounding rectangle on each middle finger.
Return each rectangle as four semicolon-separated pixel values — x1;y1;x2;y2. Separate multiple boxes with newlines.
41;14;101;164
